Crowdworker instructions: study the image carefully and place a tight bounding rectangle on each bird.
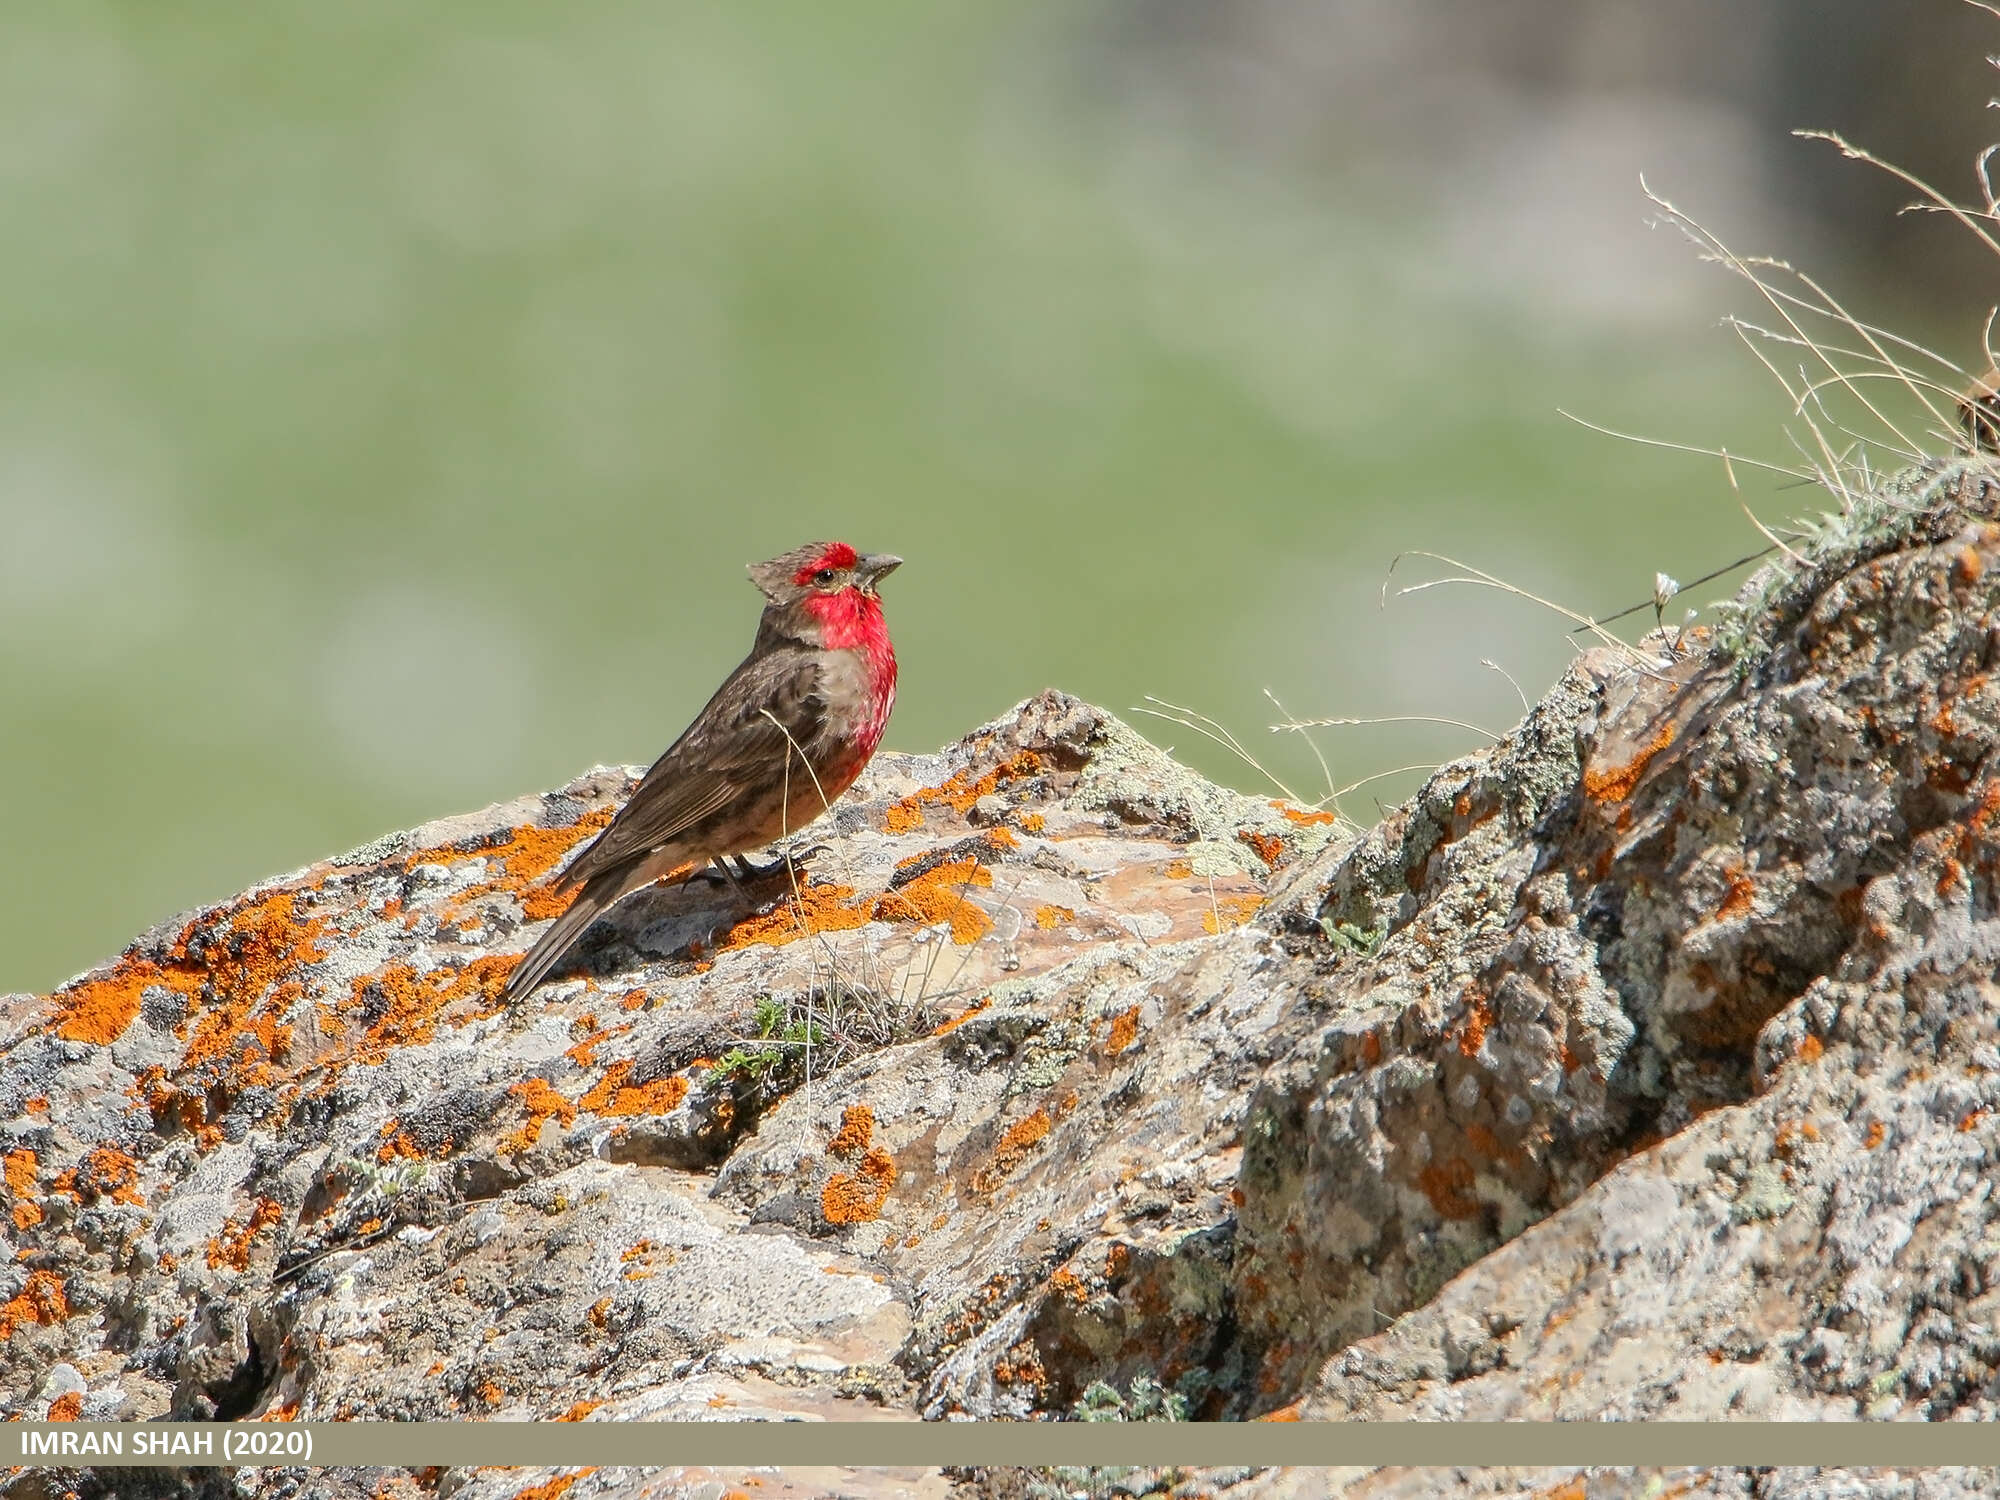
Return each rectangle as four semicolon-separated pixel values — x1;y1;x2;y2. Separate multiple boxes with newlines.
502;540;902;1001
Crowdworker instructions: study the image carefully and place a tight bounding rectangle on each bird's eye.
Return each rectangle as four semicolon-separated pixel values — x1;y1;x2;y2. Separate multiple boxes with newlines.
814;568;837;585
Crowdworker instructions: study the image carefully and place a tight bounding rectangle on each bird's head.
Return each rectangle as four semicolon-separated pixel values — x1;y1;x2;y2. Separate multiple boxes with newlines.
749;541;903;606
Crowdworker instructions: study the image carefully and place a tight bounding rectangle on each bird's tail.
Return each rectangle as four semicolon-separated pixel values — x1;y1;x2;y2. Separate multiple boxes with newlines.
503;865;637;1003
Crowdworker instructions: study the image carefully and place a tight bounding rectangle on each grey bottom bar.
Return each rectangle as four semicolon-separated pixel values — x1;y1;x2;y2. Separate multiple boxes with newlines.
10;1423;2000;1469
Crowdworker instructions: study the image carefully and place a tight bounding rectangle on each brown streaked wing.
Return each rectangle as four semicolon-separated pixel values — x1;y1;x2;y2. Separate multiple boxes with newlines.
555;644;830;889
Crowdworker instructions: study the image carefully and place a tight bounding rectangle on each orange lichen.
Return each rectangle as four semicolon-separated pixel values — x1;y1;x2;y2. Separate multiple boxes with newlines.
82;1146;145;1206
1202;894;1264;934
1018;813;1046;834
1103;1005;1141;1057
1256;1402;1303;1422
351;956;516;1062
577;1060;689;1118
1238;831;1285;867
131;1067;225;1153
821;1147;896;1224
1583;722;1677;803
555;1400;601;1422
46;1391;85;1421
564;1023;631;1069
1970;779;2000;837
1960;1108;1987;1133
1458;987;1491;1059
1424;1160;1488;1224
176;891;328;1085
991;1338;1050;1395
828;1104;875;1157
509;1471;596;1500
1715;866;1755;922
1001;1109;1052;1153
3;1149;38;1232
0;1271;67;1337
619;990;647;1012
376;1131;423;1165
206;1198;284;1272
1033;905;1075;931
1271;801;1338;828
24;1096;48;1116
724;882;874;949
1465;1123;1510;1163
1049;1267;1089;1304
46;946;202;1047
420;809;626;927
1164;859;1194;879
1865;1121;1886;1149
973;1106;1055;1193
620;1240;652;1263
1797;1035;1824;1065
889;750;1047;833
874;859;993;944
1956;545;1986;586
47;884;337;1136
409;810;613;883
1773;1120;1820;1159
501;1078;577;1154
931;998;991;1036
1416;1157;1483;1221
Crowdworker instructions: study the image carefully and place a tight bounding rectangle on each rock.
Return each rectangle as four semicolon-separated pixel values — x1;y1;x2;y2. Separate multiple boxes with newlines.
0;687;1305;1441
10;460;2000;1499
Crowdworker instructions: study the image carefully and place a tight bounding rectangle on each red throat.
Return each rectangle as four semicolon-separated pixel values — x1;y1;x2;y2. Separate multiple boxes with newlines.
806;588;898;757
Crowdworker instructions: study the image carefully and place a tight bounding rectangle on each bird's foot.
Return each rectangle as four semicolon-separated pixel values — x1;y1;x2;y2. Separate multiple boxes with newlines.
722;843;831;888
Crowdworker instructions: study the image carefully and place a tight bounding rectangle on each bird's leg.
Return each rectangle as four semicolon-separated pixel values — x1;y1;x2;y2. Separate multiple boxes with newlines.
729;843;831;883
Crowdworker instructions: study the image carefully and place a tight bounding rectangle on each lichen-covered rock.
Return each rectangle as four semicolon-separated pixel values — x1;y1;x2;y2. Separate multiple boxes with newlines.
1268;459;2000;1427
13;459;2000;1500
0;688;1327;1434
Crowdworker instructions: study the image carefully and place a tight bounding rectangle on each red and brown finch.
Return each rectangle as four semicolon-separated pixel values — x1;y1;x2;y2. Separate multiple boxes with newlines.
503;541;902;1000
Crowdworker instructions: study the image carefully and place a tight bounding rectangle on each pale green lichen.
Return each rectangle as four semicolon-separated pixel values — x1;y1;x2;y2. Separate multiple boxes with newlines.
1069;713;1331;876
1711;457;2000;669
1730;1162;1795;1224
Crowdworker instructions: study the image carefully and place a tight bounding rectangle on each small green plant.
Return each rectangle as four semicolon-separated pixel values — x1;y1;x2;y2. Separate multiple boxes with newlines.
1071;1374;1187;1422
705;978;934;1099
1318;916;1387;955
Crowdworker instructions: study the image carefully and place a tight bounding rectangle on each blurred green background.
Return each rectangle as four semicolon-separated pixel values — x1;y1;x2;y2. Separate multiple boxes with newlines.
4;1;1993;992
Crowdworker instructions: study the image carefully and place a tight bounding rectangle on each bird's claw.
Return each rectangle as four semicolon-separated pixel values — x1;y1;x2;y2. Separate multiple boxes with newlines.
727;843;830;883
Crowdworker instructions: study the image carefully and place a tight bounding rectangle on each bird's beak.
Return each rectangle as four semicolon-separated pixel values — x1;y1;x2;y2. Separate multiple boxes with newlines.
856;553;903;592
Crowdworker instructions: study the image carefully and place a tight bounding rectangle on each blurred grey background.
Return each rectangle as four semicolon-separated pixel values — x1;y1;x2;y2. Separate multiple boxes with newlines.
4;0;1993;992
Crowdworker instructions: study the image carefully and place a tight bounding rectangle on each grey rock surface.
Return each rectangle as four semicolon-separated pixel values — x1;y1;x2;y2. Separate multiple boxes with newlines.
8;460;2000;1500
